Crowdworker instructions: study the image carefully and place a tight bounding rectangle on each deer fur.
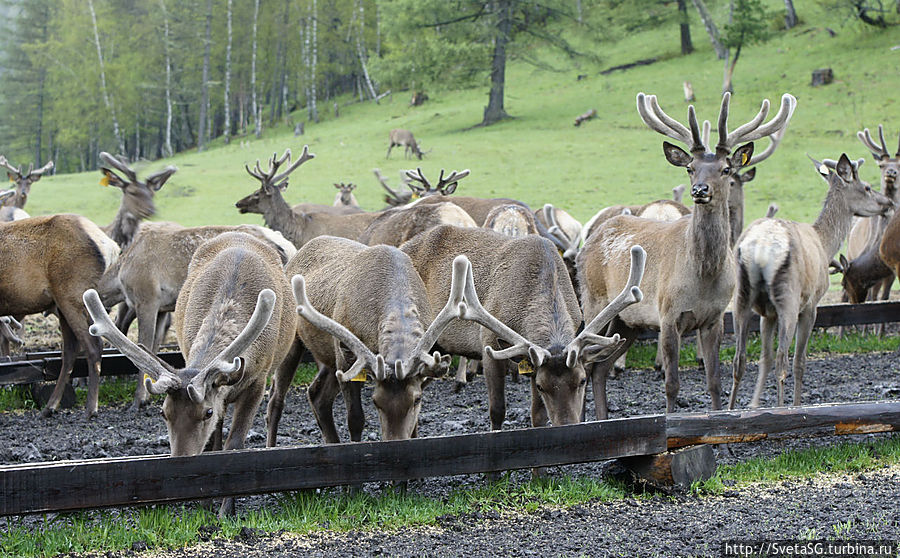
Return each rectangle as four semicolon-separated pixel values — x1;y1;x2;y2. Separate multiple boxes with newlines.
730;155;892;409
483;204;538;237
272;236;469;443
387;129;425;160
578;92;795;416
0;214;119;417
402;225;644;430
84;232;296;516
236;147;381;247
357;201;476;246
332;183;360;208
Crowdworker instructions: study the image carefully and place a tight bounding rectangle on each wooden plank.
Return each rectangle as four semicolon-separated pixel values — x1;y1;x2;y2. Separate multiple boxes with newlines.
0;415;666;516
621;444;716;487
666;401;900;449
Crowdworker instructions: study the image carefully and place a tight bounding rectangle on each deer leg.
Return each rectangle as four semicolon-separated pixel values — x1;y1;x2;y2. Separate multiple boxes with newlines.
454;356;469;391
341;380;365;442
659;324;681;413
307;363;342;444
266;341;304;447
773;309;799;408
729;301;755;410
131;303;160;410
876;276;893;337
483;353;507;431
750;315;777;408
792;307;816;407
113;302;135;334
698;320;723;411
836;290;849;338
386;143;394;159
152;312;170;352
40;315;79;418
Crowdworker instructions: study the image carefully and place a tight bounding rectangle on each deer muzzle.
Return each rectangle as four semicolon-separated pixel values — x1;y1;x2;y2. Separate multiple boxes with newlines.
691;182;711;204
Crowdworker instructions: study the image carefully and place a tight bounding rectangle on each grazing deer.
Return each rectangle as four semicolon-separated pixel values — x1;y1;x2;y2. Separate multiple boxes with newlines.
0;156;53;221
274;237;469;443
119;221;295;408
84;232;296;516
236;147;381;247
578;92;795;416
387;129;425;160
0;214;119;417
333;182;359;208
357;200;476;246
402;225;644;430
730;155;892;409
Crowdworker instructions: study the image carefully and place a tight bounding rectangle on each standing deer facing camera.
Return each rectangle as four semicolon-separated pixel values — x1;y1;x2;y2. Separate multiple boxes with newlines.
387;129;425;160
0;156;54;221
333;183;359;208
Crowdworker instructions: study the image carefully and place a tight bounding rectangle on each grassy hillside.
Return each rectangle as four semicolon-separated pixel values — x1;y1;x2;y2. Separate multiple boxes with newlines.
24;4;900;232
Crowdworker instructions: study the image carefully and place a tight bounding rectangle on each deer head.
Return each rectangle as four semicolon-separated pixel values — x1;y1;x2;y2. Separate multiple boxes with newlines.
0;156;54;209
83;288;276;456
98;153;176;220
333;182;356;206
810;154;893;219
858;125;900;201
236;146;315;215
404;167;470;198
374;168;413;207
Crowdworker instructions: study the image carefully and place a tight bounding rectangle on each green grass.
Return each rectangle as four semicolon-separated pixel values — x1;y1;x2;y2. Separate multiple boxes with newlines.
4;435;898;558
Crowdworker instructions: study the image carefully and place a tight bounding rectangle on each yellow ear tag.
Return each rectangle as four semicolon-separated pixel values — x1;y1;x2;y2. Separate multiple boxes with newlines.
351;368;368;382
142;373;151;384
819;164;829;175
741;152;749;166
8;177;14;183
411;192;420;200
99;175;110;187
518;360;534;375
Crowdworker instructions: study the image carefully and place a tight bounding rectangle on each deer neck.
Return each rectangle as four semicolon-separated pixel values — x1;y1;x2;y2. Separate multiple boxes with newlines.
813;185;853;260
687;200;732;277
262;194;304;247
107;208;143;250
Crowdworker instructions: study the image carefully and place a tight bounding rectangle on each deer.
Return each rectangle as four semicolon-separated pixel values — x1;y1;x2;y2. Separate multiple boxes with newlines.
578;91;795;417
730;155;892;409
235;146;383;248
357;200;476;246
386;129;425;160
402;225;645;430
332;182;359;208
0;156;54;221
373;168;414;207
0;315;24;356
271;236;471;444
83;231;297;516
119;221;295;409
0;214;119;417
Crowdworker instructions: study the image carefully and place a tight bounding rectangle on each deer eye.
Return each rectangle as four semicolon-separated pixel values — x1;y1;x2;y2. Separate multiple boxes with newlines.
579;377;587;387
686;168;694;175
722;167;732;175
865;185;872;192
204;408;214;420
414;396;423;405
535;384;545;393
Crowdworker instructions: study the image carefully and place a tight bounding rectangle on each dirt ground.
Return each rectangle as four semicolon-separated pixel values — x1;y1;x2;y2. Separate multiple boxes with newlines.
2;335;900;557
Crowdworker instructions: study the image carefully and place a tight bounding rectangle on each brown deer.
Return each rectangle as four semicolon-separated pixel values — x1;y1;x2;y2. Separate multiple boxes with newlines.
402;225;645;430
387;129;425;160
273;237;470;443
0;156;53;221
357;200;476;246
119;221;295;409
83;232;296;516
578;91;795;417
235;147;382;247
332;183;359;208
730;155;892;409
0;214;119;417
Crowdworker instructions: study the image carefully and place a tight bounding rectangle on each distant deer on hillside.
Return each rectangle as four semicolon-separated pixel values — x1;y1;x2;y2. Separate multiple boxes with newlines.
387;129;425;160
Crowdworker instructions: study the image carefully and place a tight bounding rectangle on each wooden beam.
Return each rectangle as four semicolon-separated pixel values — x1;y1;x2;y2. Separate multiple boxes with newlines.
620;444;716;487
666;401;900;449
0;415;665;516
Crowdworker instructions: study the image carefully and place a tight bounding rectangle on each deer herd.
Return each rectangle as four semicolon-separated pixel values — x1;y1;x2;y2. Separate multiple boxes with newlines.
2;93;899;512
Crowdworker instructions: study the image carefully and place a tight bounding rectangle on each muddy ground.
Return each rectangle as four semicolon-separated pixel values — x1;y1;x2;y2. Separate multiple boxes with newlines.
2;337;900;557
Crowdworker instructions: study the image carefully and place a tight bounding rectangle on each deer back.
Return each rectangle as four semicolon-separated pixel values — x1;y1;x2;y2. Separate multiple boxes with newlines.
358;201;476;246
484;204;538;237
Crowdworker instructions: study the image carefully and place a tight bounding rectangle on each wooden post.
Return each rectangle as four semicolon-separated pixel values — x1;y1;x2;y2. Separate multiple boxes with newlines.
621;444;716;487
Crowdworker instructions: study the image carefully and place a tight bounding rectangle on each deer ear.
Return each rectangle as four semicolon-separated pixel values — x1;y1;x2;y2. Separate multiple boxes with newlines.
100;169;126;189
213;357;245;387
662;142;692;168
741;167;756;184
839;254;850;270
730;143;755;170
442;183;457;195
836;154;855;183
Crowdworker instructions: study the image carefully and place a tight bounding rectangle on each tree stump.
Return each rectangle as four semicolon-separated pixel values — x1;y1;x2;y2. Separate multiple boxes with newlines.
619;444;717;488
410;91;428;106
294;122;304;136
683;81;695;102
811;68;834;87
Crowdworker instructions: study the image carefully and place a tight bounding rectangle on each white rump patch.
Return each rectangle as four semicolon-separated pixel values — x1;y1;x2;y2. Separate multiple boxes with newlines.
639;203;683;222
438;203;477;228
738;219;790;285
11;208;29;221
77;215;120;272
244;225;298;259
486;206;530;237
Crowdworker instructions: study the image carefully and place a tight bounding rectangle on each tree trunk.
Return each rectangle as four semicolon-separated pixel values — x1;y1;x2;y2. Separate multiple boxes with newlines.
160;0;173;157
355;0;377;100
481;0;512;126
677;0;694;54
87;0;125;156
722;41;741;95
783;0;798;28
309;0;319;124
251;0;261;138
690;0;727;59
224;0;233;144
35;68;45;165
198;0;212;152
576;0;583;23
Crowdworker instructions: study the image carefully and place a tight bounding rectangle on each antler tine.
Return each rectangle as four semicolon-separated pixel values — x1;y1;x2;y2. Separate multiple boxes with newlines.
701;120;711;151
565;245;645;367
404;167;431;192
542;204;579;258
715;92;733;152
31;160;53;176
456;258;551;367
83;289;177;392
291;275;383;382
726;94;796;147
746;121;788;166
857;127;889;158
244;159;265;182
877;124;889;156
272;145;315;186
398;255;470;380
0;316;23;346
437;169;470;192
636;93;692;146
99;152;137;182
0;156;21;177
687;105;704;152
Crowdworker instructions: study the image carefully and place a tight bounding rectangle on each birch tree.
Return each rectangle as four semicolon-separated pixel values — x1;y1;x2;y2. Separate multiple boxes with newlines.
87;0;125;155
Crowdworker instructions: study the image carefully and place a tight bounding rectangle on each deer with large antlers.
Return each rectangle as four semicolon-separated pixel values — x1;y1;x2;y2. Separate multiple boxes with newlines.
731;155;892;409
0;156;53;221
84;232;296;515
402;225;644;430
578;92;795;416
236;146;381;247
273;237;471;443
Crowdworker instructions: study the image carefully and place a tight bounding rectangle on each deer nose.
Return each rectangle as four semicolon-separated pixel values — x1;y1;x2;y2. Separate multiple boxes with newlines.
691;183;710;198
886;169;898;178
